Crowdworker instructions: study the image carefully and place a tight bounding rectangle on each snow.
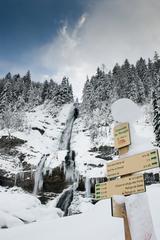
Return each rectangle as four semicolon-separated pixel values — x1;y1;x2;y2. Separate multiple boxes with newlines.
0;103;74;175
71;118;107;179
0;100;160;239
1;186;160;240
125;192;157;240
111;98;142;123
111;99;156;157
0;187;63;228
0;211;24;228
0;197;124;240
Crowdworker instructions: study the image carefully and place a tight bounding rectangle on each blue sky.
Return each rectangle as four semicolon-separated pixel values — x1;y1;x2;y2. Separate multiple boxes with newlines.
0;0;160;98
0;0;86;65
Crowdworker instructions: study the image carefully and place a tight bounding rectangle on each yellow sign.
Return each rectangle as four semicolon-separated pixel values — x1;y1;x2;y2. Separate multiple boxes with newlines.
95;175;145;200
107;149;159;178
114;122;131;149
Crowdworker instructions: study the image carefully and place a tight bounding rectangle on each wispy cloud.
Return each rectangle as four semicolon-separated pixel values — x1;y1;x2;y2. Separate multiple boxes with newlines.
2;0;160;99
34;0;160;98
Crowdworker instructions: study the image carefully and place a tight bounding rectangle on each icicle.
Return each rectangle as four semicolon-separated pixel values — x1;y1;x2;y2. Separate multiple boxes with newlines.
49;168;53;176
19;171;25;181
33;154;47;195
30;165;35;180
14;172;18;186
85;177;91;198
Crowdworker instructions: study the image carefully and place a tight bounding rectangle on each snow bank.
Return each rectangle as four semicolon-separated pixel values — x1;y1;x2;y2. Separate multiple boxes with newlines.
0;188;63;228
0;198;124;240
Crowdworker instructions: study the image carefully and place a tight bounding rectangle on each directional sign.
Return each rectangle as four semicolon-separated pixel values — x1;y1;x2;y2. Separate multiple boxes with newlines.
95;175;145;200
107;149;160;178
114;122;131;149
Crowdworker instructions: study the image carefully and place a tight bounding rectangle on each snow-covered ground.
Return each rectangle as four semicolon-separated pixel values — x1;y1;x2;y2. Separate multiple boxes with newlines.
0;103;74;175
71;117;107;178
0;186;63;229
0;185;160;240
0;100;160;239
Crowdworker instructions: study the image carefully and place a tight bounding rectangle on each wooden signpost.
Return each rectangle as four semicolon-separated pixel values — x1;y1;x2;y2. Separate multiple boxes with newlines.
95;121;159;240
107;149;159;178
114;122;131;149
95;174;145;200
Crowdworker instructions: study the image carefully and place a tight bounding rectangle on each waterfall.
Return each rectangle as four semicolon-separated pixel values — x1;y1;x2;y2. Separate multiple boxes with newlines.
56;187;73;216
58;106;79;183
56;106;79;215
33;154;47;195
59;108;76;151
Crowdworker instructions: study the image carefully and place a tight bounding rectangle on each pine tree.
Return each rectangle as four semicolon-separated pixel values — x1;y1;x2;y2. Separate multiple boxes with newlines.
113;63;123;99
82;77;92;114
48;79;57;100
152;90;160;146
136;58;147;82
23;71;31;102
41;80;49;102
136;77;146;104
5;72;12;80
0;80;13;113
60;77;73;104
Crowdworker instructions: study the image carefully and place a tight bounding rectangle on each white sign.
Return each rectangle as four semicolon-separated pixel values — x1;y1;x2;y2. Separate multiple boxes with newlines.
125;193;157;240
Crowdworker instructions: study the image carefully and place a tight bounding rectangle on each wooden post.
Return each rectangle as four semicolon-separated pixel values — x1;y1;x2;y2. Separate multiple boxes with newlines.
111;196;132;240
118;145;132;240
123;206;132;240
119;146;129;156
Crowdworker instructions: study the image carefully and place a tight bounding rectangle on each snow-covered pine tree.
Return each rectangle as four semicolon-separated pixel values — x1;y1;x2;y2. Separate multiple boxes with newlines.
152;89;160;146
41;80;49;102
112;63;124;99
23;71;31;103
136;58;147;82
153;51;160;73
81;77;92;114
136;76;146;104
48;79;58;100
0;79;13;114
131;65;145;104
60;77;73;104
121;60;138;101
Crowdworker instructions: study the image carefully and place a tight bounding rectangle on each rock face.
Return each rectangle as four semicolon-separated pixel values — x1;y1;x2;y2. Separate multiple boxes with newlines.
43;166;68;193
0;170;15;188
0;135;69;193
0;166;69;194
0;136;27;149
89;145;115;161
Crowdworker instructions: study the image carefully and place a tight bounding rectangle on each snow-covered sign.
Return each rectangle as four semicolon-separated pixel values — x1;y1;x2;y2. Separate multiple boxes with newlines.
110;99;158;240
107;149;159;178
111;98;142;123
114;122;131;149
95;174;145;200
125;193;157;240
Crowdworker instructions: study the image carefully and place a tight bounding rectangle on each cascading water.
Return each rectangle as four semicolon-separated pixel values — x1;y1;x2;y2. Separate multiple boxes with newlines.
56;187;73;216
56;105;79;214
33;154;47;195
59;105;79;183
